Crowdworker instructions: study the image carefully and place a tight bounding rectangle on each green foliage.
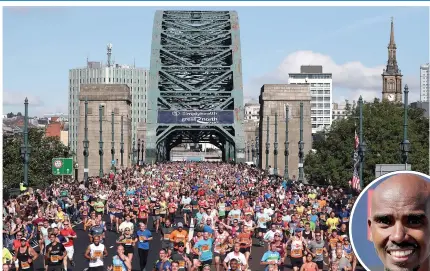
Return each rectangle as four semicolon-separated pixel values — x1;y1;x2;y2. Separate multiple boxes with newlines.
3;128;71;188
304;99;429;188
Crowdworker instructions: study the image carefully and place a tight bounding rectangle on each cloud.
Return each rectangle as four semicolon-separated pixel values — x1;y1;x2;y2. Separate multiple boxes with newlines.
244;50;420;104
3;91;44;107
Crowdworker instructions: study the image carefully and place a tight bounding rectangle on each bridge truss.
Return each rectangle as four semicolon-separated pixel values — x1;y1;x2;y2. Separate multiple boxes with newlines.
145;10;245;163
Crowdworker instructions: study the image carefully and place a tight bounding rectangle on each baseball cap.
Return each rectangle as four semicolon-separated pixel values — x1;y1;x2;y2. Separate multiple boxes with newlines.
177;222;184;228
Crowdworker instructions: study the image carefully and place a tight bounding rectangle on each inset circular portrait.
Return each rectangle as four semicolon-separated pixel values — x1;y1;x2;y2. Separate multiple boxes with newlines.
350;171;430;271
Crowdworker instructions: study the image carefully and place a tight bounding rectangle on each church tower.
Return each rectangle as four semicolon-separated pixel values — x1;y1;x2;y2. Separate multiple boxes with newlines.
382;17;403;102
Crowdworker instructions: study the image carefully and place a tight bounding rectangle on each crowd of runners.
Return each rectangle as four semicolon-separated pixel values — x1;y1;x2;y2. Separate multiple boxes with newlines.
3;162;358;271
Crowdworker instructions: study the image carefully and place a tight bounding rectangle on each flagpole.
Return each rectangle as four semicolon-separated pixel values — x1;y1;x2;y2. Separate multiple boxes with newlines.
359;96;364;190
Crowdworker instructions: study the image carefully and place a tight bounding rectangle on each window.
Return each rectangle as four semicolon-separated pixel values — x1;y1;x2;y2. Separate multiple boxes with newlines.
88;108;93;115
114;108;119;115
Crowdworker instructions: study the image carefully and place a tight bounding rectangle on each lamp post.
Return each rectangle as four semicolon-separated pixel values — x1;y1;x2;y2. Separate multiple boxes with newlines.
132;138;136;167
284;105;289;179
251;140;255;163
298;102;304;182
111;111;116;173
137;139;141;166
20;98;31;187
98;105;104;177
400;84;411;169
256;136;259;167
83;97;89;186
120;115;124;167
265;116;270;170
74;162;79;182
358;96;367;189
144;139;145;165
247;141;250;161
274;112;278;175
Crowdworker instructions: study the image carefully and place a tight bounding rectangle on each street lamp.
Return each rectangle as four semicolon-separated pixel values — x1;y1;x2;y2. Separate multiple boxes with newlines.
141;139;145;165
247;141;250;161
298;102;304;182
132;139;136;167
137;139;141;166
21;98;32;187
265;116;270;170
273;112;278;175
83;97;89;186
74;162;79;182
255;136;259;167
251;140;255;163
120;115;124;168
400;84;410;169
284;105;289;179
98;105;104;177
111;111;116;173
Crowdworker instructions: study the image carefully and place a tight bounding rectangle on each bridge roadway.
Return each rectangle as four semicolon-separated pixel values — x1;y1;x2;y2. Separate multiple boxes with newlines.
29;214;358;271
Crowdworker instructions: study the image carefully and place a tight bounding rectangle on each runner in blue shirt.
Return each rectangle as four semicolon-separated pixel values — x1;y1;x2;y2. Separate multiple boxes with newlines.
260;242;281;271
136;223;152;271
193;232;214;267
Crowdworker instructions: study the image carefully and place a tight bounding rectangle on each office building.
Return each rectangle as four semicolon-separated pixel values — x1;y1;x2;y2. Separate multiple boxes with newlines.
332;102;348;121
244;100;260;122
68;44;147;154
288;65;333;134
420;63;429;102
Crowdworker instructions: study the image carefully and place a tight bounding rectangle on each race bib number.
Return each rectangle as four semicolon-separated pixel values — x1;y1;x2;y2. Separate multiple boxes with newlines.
192;205;199;210
125;239;133;245
154;209;160;215
139;236;145;242
259;217;266;222
93;251;103;258
50;255;59;262
113;266;122;271
315;248;323;256
291;249;302;257
215;244;222;251
176;237;185;242
179;261;186;268
342;217;349;222
233;214;240;219
21;262;30;269
164;234;170;240
201;245;210;252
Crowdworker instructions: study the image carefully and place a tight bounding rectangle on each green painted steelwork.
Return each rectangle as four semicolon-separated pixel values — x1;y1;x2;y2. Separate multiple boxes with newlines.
146;10;245;163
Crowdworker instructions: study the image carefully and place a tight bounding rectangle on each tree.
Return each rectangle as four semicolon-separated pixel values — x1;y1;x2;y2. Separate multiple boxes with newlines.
304;99;429;187
3;128;71;188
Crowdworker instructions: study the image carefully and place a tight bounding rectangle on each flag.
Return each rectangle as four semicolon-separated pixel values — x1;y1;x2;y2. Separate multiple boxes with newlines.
351;130;361;191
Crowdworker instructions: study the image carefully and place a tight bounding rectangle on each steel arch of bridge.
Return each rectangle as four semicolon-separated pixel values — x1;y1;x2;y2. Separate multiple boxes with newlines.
145;10;245;163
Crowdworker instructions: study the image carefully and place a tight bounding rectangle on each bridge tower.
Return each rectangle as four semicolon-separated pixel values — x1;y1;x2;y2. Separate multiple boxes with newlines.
145;10;245;163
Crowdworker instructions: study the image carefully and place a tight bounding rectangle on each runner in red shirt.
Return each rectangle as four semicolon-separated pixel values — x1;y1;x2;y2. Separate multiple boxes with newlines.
60;221;77;269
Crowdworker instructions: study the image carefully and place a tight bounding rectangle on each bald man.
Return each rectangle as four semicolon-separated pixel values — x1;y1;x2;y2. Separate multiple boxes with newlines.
367;173;430;271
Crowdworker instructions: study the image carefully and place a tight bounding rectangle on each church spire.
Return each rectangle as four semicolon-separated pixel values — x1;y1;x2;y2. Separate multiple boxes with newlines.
384;17;400;75
389;16;395;47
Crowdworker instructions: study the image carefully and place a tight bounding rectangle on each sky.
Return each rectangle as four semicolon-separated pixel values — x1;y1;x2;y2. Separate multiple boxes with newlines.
3;6;429;116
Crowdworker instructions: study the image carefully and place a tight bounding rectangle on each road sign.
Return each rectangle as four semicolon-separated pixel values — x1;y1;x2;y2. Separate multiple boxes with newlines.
52;158;73;176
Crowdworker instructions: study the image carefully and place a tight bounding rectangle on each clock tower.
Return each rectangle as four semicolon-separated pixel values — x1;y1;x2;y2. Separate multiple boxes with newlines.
382;17;403;103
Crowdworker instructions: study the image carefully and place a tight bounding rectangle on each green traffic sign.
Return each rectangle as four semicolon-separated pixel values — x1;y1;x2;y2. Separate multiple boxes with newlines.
52;158;74;176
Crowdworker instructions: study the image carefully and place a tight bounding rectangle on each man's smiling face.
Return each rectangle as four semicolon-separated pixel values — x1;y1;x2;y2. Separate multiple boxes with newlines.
368;174;430;271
